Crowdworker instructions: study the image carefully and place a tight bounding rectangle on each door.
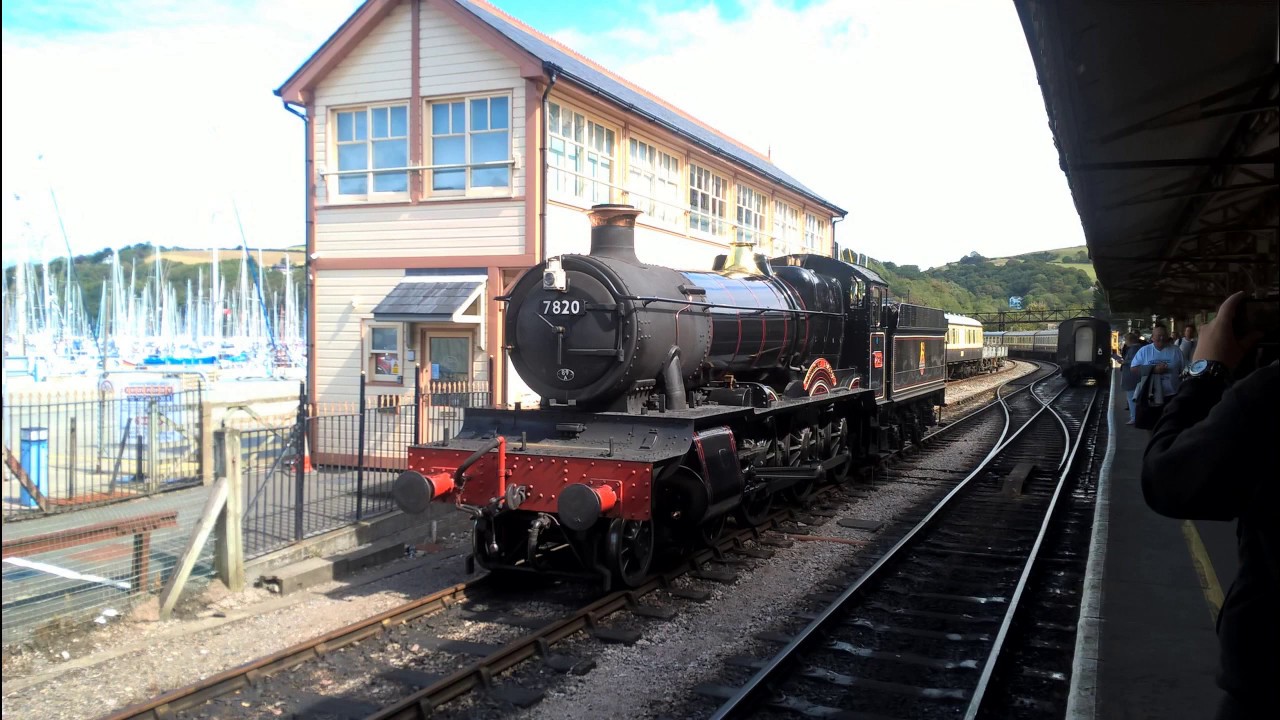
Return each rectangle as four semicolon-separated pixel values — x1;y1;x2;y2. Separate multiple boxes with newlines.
419;329;474;442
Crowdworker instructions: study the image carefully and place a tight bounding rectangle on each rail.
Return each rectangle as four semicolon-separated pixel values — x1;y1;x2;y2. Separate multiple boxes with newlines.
708;362;1079;718
99;365;1057;720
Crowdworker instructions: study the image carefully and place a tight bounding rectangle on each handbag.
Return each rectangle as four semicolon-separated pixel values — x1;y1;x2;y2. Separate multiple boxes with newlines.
1134;368;1166;430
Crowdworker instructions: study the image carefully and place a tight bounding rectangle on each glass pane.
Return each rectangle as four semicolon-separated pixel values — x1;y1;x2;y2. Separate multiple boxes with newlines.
433;136;464;164
372;107;388;139
373;172;408;193
373;138;407;169
430;337;470;381
472;166;509;188
548;103;560;133
471;131;508;163
390;105;407;136
470;98;488;131
451;103;465;134
432;103;450;134
433;169;465;191
337;112;353;142
490;96;508;129
338;175;367;195
372;327;398;351
353;110;367;140
338;143;367;171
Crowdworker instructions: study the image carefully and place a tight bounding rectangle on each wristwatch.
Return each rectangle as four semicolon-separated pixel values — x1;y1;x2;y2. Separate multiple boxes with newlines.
1182;359;1229;381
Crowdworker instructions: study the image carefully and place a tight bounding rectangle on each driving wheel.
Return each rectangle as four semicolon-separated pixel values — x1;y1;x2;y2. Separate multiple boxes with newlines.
607;518;654;587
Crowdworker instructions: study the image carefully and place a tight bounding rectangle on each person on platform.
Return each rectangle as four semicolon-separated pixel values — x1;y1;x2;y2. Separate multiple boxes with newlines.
1131;324;1185;413
1176;324;1198;362
1112;332;1143;423
1141;292;1280;719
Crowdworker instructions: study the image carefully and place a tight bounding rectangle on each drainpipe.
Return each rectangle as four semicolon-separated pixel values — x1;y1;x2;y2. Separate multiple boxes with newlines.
540;64;559;264
283;100;312;400
830;214;845;259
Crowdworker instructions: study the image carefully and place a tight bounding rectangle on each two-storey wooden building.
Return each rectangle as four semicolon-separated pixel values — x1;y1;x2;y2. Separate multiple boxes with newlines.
277;0;846;409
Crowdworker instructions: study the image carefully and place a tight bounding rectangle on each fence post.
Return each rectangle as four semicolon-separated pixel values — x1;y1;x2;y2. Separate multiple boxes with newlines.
147;398;159;493
413;364;422;446
214;429;244;592
69;417;77;499
200;383;214;485
294;381;306;542
356;372;367;521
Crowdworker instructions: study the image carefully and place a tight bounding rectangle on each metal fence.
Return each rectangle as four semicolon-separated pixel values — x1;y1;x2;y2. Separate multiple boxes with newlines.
239;374;490;559
3;385;205;521
0;372;493;645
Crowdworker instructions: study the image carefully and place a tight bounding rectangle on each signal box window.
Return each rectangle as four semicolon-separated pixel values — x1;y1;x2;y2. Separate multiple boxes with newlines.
368;323;403;382
334;104;409;197
689;164;728;237
548;101;616;205
430;95;511;194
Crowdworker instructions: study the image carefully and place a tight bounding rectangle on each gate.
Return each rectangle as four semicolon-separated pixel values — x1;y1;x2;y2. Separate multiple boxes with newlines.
239;374;490;560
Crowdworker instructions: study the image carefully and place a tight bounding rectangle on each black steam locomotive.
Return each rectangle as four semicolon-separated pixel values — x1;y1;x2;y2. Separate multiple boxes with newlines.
394;205;947;587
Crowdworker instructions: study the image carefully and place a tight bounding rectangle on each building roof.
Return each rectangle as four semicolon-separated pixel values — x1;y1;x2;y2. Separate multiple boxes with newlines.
1014;1;1277;316
454;1;845;216
277;0;845;217
372;281;484;321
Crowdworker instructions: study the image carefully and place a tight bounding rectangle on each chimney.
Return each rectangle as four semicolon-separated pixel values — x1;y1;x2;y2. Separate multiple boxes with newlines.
588;204;642;263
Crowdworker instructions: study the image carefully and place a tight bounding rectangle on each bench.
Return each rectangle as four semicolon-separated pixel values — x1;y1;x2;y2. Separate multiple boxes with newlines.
2;510;180;593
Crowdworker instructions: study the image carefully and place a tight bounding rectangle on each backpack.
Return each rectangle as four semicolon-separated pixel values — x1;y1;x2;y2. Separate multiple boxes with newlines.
1134;367;1166;430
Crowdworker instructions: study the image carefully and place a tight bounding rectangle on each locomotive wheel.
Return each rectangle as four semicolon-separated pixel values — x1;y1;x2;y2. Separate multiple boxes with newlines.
698;513;727;547
778;428;816;505
607;518;654;587
826;418;853;484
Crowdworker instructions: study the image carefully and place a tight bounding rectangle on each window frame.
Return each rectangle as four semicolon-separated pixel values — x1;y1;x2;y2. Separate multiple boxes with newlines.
688;162;729;239
626;136;684;229
772;200;801;255
365;321;405;385
426;93;514;199
736;183;768;249
547;100;618;207
328;103;411;203
804;212;830;254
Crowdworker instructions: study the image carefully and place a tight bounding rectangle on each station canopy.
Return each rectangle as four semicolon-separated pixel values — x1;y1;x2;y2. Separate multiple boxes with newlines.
1015;1;1278;316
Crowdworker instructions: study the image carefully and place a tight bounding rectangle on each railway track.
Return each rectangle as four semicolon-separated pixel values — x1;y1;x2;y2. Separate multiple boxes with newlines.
697;366;1102;719
100;363;1062;720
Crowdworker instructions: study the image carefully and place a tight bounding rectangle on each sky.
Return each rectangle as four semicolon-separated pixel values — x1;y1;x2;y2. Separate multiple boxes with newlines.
0;0;1086;270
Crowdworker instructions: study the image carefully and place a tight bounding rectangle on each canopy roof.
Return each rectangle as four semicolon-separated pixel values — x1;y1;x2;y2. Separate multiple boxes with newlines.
1015;0;1278;315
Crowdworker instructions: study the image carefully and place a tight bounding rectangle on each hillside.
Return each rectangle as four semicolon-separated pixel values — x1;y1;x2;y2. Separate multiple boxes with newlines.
856;246;1103;316
4;243;305;326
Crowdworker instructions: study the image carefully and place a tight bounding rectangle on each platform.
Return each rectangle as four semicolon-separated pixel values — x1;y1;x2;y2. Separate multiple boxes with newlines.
1070;371;1239;718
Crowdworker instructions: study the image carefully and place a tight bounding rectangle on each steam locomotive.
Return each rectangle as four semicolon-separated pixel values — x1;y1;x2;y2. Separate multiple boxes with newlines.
393;205;947;587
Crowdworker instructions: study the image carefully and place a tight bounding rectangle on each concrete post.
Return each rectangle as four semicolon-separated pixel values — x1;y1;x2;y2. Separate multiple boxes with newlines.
214;429;244;592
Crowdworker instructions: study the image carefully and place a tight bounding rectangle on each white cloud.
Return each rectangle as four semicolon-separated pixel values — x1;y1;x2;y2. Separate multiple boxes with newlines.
562;0;1085;269
1;0;361;262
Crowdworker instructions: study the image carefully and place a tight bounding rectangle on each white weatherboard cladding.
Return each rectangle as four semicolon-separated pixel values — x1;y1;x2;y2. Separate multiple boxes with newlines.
315;269;406;403
315;201;524;258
